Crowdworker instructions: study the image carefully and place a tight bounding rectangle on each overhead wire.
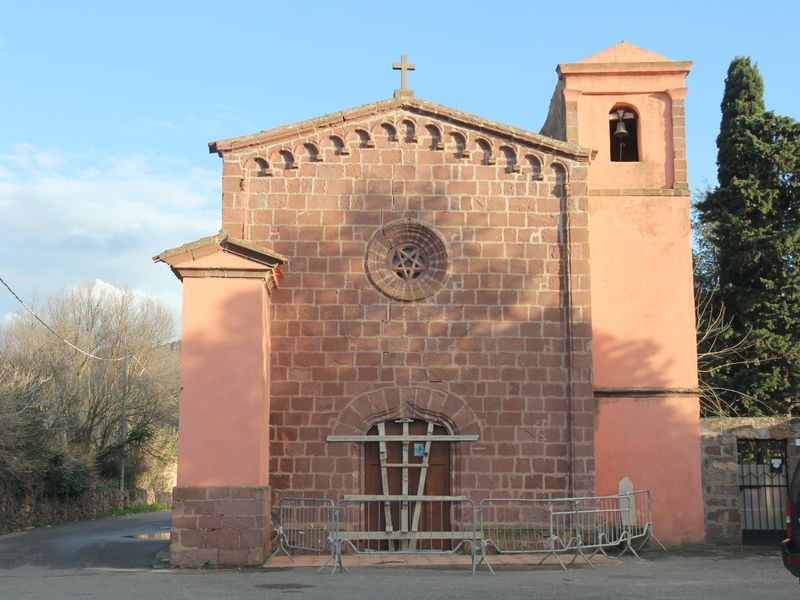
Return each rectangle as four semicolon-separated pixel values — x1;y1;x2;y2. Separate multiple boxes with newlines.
0;275;179;403
0;275;128;362
131;353;180;404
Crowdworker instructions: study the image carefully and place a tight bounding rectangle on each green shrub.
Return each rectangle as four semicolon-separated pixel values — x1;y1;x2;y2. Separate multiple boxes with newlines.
42;451;92;499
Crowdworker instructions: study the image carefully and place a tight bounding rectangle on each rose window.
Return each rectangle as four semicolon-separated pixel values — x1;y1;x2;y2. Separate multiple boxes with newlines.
365;220;450;301
391;245;427;280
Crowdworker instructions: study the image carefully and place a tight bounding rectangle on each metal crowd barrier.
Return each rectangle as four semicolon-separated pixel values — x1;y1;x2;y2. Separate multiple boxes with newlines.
477;498;580;574
572;493;627;564
267;497;337;572
621;489;667;557
332;495;478;574
477;490;666;573
266;490;664;575
572;490;666;563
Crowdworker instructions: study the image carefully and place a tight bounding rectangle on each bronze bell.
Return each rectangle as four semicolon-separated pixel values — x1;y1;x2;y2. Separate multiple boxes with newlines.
614;118;629;138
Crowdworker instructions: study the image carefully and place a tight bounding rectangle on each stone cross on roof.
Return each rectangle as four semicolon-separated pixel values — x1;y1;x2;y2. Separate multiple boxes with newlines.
393;54;415;99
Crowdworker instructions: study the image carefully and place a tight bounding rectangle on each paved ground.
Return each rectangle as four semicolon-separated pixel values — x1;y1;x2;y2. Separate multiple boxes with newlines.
1;511;799;599
0;510;171;570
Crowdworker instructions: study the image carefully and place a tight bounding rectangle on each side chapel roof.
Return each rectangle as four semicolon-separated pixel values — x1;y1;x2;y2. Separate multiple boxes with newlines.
154;229;287;265
153;229;287;286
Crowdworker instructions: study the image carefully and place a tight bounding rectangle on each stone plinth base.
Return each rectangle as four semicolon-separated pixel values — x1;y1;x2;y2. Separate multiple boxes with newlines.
170;486;270;567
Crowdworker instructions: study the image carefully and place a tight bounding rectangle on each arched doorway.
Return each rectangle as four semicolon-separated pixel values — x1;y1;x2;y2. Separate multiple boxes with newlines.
364;419;451;550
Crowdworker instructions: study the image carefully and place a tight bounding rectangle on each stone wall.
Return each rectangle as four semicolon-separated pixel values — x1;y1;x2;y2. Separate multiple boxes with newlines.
0;486;172;535
219;101;596;506
701;417;800;544
170;486;269;567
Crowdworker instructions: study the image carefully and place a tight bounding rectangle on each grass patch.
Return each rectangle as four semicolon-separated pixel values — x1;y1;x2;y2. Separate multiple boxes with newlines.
98;503;171;518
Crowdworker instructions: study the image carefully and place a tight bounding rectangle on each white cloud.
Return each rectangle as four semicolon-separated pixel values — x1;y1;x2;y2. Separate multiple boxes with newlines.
80;279;183;321
0;144;220;319
3;312;20;325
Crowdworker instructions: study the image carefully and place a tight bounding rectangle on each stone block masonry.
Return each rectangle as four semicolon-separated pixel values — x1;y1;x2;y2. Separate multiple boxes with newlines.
170;486;270;567
217;100;596;508
701;417;800;544
0;486;171;535
701;433;741;544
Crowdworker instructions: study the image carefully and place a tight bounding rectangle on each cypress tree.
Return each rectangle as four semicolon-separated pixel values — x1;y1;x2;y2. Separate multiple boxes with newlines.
695;57;800;415
715;57;766;188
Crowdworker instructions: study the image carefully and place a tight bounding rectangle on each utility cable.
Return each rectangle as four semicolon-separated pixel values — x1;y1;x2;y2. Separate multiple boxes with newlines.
130;352;180;404
0;275;129;362
1;275;180;402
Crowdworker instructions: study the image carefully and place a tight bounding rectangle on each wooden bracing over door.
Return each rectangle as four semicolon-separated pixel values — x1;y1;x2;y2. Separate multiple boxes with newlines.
327;420;478;552
364;419;451;550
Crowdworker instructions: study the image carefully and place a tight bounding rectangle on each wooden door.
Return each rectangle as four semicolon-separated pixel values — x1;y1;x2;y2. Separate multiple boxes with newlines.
364;419;451;550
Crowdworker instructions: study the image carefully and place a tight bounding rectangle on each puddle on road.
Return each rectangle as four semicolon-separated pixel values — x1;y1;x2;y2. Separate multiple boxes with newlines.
125;532;170;540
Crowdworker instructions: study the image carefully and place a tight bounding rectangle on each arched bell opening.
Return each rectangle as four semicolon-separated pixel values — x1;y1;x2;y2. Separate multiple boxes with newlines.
609;105;640;162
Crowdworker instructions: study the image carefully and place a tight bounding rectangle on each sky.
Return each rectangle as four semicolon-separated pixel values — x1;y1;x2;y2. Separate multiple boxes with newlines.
1;1;799;320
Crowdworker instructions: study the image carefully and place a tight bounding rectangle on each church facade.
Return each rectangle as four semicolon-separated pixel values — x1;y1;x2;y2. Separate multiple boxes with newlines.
157;43;705;567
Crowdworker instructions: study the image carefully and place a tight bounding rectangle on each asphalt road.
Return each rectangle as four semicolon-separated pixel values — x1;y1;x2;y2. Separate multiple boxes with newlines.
0;510;171;569
1;512;799;599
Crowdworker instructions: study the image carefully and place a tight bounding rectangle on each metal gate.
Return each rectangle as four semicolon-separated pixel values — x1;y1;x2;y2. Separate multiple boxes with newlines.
737;439;788;544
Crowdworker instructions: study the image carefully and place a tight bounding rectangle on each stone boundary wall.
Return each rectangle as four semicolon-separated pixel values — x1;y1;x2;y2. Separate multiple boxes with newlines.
701;417;800;544
0;486;172;535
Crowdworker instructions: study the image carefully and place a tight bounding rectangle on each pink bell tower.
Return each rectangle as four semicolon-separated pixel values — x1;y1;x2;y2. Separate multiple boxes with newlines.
544;41;705;543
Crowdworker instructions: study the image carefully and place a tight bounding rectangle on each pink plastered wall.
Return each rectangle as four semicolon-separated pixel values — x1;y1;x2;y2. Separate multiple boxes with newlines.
176;275;271;487
562;48;704;543
588;194;703;543
578;92;673;189
589;195;697;388
594;396;704;543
